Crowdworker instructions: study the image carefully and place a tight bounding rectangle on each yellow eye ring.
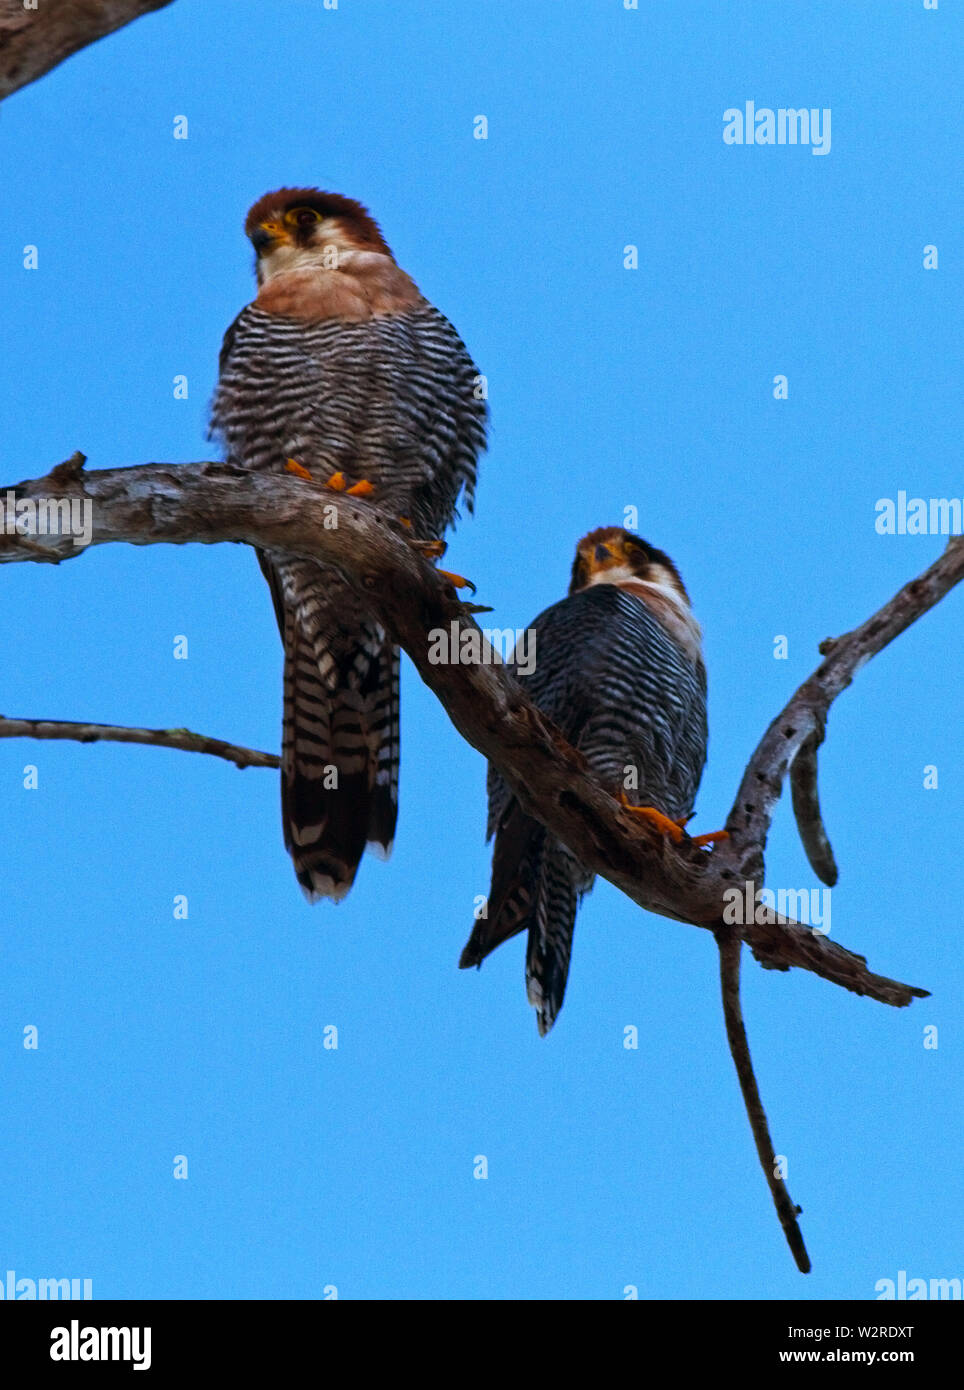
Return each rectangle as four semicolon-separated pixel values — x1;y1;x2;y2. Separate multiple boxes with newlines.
283;207;323;229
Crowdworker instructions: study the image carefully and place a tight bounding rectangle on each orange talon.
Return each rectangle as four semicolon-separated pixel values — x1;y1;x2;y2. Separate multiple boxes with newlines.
437;568;476;594
414;539;447;559
346;479;375;497
286;458;313;480
325;471;347;491
619;794;686;843
690;829;730;848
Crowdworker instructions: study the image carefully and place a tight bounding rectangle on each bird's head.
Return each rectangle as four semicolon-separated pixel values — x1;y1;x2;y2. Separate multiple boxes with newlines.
244;187;393;284
569;527;691;604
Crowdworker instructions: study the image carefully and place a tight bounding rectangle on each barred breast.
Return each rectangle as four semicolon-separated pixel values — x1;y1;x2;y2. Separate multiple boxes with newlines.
211;302;486;538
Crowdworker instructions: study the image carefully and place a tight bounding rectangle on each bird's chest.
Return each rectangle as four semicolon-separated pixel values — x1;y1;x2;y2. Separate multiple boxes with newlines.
218;321;423;484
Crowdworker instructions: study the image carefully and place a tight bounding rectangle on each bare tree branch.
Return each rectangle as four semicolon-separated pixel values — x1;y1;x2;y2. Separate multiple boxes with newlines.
0;715;278;769
1;454;947;1008
716;926;810;1274
0;0;175;102
789;725;838;886
5;451;959;1272
723;536;964;890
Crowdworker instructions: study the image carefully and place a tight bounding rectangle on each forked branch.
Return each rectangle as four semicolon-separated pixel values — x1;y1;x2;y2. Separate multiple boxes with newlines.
4;452;960;1271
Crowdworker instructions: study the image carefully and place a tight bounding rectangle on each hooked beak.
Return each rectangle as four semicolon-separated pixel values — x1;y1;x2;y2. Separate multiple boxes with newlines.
251;220;287;253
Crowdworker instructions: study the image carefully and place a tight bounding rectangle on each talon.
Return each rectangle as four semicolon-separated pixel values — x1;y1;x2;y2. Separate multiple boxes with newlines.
619;794;686;843
406;534;474;591
410;538;447;559
286;458;313;480
325;471;347;491
690;829;730;848
437;568;476;595
346;479;375;497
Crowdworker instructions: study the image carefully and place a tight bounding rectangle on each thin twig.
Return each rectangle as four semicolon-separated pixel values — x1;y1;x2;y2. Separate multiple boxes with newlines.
0;716;279;770
716;926;811;1274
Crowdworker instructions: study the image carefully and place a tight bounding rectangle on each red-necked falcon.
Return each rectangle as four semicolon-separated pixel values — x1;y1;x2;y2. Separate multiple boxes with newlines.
460;527;714;1034
211;188;487;901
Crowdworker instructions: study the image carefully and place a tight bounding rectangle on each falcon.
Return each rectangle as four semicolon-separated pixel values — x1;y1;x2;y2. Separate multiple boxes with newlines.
211;188;487;901
460;527;721;1034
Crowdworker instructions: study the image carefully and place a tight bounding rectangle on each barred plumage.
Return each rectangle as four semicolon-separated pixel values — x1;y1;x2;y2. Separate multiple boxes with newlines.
461;530;708;1034
210;188;487;901
213;306;484;534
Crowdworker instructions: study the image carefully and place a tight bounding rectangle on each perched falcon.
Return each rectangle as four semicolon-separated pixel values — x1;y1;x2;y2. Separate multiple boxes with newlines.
211;188;487;901
460;527;713;1035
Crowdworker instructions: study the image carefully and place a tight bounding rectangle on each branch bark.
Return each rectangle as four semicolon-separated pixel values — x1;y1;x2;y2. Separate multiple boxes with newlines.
5;451;960;1273
0;0;174;101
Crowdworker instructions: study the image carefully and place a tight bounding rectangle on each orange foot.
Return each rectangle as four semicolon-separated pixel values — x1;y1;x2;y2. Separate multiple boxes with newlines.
323;470;375;497
409;538;447;560
405;536;475;592
437;568;476;594
620;795;685;843
690;829;730;847
618;794;729;848
286;458;313;480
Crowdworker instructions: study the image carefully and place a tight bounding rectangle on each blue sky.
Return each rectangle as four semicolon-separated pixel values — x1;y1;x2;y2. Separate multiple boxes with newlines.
1;0;960;1299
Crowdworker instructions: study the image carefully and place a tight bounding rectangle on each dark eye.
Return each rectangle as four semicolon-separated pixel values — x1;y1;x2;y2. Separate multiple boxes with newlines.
284;207;323;229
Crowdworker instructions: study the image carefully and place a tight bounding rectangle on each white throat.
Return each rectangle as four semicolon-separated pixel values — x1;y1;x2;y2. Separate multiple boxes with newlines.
586;565;703;665
258;230;375;284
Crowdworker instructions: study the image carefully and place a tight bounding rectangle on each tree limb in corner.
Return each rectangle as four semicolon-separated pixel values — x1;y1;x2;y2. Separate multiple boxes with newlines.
4;452;960;1271
0;0;175;102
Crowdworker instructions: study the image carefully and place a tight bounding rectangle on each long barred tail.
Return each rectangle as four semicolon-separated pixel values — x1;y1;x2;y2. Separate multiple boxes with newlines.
459;802;588;1034
262;553;399;902
525;841;582;1036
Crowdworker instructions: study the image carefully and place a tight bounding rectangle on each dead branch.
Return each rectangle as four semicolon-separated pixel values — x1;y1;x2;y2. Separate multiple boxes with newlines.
4;451;960;1272
0;0;174;102
723;538;964;887
0;715;278;769
716;926;810;1273
1;454;950;1007
789;724;838;887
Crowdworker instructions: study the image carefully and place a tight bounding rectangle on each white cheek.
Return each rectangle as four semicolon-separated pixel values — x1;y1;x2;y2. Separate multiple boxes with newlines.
259;243;320;278
259;228;359;281
584;563;637;588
